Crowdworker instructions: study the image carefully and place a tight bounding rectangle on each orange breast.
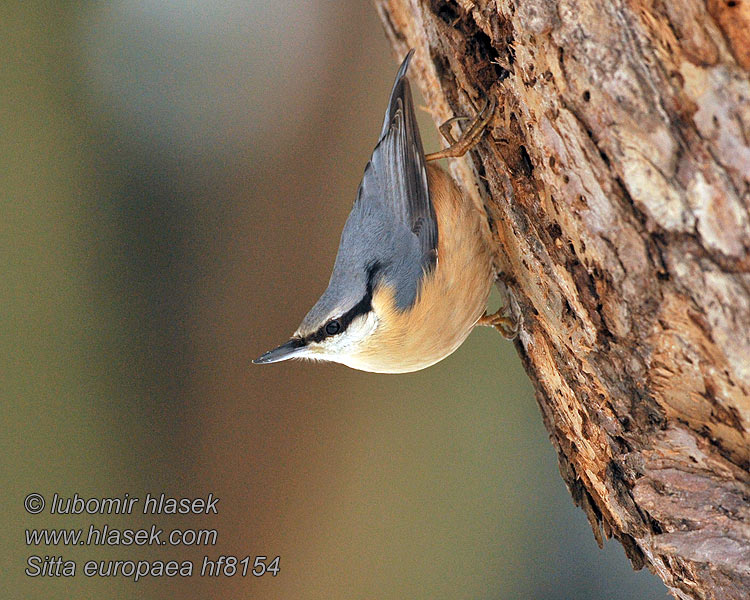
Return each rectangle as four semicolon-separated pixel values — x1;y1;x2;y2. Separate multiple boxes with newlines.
348;163;496;373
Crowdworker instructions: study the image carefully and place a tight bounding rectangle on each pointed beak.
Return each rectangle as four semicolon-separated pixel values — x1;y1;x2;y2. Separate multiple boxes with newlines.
253;338;305;365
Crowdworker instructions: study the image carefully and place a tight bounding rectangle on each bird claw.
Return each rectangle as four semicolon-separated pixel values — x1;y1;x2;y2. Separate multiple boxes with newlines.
425;96;496;162
477;308;519;340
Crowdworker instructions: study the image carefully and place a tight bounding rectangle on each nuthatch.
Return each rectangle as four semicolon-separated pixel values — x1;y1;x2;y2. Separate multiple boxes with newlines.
255;50;516;373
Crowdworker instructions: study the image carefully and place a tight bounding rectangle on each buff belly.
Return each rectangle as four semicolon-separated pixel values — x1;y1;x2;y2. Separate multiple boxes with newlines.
346;164;496;373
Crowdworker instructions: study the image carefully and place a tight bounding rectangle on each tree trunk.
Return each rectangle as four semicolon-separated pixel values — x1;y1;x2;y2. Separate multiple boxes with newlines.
373;1;750;598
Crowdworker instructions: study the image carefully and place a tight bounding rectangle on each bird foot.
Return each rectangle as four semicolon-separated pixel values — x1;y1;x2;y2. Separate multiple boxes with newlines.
425;96;496;162
477;308;519;340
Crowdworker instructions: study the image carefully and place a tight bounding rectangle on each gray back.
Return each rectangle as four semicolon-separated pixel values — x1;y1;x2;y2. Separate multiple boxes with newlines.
299;50;437;333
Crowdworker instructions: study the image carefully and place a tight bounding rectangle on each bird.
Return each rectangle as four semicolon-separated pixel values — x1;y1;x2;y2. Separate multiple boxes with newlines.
254;49;516;373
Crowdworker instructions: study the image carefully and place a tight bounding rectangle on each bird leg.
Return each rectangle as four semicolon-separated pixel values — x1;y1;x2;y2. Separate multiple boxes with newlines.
436;116;470;145
477;309;519;339
425;96;496;162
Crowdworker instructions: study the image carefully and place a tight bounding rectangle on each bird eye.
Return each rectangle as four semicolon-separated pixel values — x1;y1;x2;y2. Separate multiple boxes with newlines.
325;320;341;336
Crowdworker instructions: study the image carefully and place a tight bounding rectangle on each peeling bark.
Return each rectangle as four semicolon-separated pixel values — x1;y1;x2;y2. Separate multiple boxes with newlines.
373;1;750;598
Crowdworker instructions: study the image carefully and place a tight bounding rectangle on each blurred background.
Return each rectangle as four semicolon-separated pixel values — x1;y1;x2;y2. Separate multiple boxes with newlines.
4;1;668;598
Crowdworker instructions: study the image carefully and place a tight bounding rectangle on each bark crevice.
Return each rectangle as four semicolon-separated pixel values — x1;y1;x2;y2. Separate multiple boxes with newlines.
374;1;750;598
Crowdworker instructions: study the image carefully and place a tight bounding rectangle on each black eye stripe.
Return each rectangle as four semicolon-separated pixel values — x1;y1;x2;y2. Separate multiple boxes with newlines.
305;262;381;344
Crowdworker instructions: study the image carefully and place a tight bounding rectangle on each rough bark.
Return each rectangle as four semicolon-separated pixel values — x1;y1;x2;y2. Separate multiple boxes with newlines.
373;1;750;598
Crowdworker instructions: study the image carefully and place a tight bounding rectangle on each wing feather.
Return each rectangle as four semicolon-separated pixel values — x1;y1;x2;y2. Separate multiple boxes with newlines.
298;50;437;331
365;49;437;271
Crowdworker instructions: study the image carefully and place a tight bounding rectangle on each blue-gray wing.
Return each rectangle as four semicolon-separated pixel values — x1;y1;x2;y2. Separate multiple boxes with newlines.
367;50;437;268
298;51;437;331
